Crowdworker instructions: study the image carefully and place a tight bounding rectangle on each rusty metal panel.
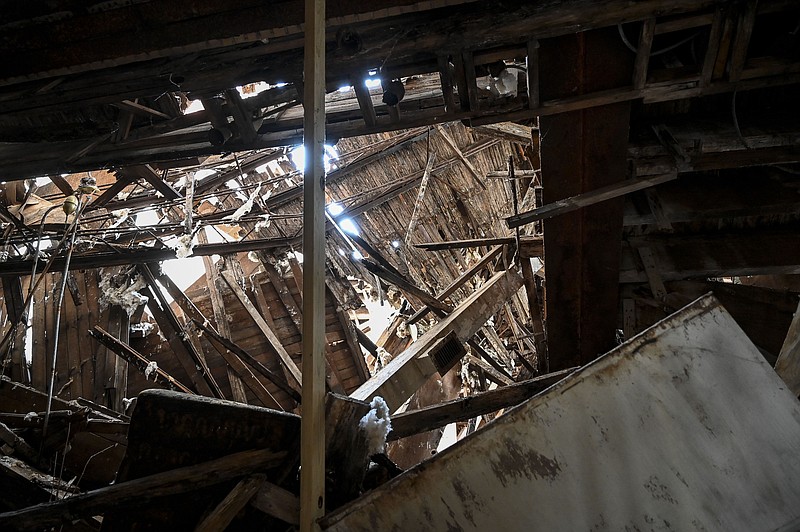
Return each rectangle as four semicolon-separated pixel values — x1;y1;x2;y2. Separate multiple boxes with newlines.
322;295;800;531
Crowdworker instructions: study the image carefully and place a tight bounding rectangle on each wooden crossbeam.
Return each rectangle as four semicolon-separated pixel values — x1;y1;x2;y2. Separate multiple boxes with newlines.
351;269;523;410
111;99;171;120
408;245;503;324
435;124;486;191
192;318;301;404
507;173;677;228
88;326;193;394
135;165;182;200
220;270;303;388
388;368;575;440
359;258;452;314
139;265;224;398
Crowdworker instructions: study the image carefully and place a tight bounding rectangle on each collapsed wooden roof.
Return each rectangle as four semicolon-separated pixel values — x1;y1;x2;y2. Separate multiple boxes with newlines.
1;0;799;529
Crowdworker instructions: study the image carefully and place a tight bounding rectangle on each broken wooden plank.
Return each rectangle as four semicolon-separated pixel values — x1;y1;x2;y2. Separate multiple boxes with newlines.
352;79;377;127
197;235;247;403
435;124;486;191
388;368;575;440
351;269;523;411
194;474;266;532
139;266;223;397
632;18;656;89
111;100;171;120
192;318;301;403
134;165;182;200
88;326;193;394
465;354;514;386
408;244;502;324
507;173;677;228
405;152;436;244
221;264;302;388
250;480;300;525
359;258;451;314
0;449;287;531
520;257;547;371
775;299;800;397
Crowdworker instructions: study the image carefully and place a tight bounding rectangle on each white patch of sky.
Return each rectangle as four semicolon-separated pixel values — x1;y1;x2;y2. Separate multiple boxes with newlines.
136;209;160;227
289;144;339;173
340;218;359;235
184;99;204;114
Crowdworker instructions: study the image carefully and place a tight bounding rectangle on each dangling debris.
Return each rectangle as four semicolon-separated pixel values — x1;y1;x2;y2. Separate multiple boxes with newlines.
359;396;392;455
98;271;149;316
225;183;262;222
171;232;197;259
144;361;158;380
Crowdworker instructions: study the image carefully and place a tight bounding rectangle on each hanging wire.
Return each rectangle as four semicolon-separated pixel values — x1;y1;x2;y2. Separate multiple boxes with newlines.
41;193;92;444
617;23;703;57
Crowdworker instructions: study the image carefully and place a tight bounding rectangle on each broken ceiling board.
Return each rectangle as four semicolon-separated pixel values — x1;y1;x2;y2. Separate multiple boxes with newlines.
351;269;523;411
321;295;800;531
102;389;299;531
539;28;632;370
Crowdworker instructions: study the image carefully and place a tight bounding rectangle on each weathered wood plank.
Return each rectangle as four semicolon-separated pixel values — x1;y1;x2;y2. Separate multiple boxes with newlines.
220;269;302;389
351;270;524;411
194;474;266;532
388;368;575;440
0;449;287;531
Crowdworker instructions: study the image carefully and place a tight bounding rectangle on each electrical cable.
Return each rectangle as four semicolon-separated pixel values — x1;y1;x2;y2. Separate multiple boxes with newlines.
618;23;703;57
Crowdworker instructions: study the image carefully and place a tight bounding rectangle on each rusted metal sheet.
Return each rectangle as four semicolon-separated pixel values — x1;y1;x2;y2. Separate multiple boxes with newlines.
321;295;800;531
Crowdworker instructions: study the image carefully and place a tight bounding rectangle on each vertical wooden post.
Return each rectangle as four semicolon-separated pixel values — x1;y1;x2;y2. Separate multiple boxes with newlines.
300;0;326;529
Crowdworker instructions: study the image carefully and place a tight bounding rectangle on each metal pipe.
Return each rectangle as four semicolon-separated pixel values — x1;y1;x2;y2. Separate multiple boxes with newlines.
41;196;87;441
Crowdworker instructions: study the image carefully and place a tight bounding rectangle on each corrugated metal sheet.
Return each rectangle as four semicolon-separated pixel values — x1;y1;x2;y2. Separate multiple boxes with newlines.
322;294;800;531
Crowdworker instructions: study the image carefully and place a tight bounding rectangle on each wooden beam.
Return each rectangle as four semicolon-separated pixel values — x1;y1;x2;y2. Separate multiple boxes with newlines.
435;124;486;191
300;0;327;527
520;257;547;371
700;7;726;87
88;326;193;394
47;175;73;196
387;368;575;440
90;174;135;208
359;258;451;314
0;449;287;531
194;474;266;532
138;267;223;398
408;244;503;324
250;480;300;525
352;79;377;127
111;100;171;120
414;237;514;251
220;269;303;389
728;0;758;82
351;269;524;411
135;165;182;200
507;173;677;228
0;237;294;276
632;18;656;89
538;28;631;370
192;318;301;404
